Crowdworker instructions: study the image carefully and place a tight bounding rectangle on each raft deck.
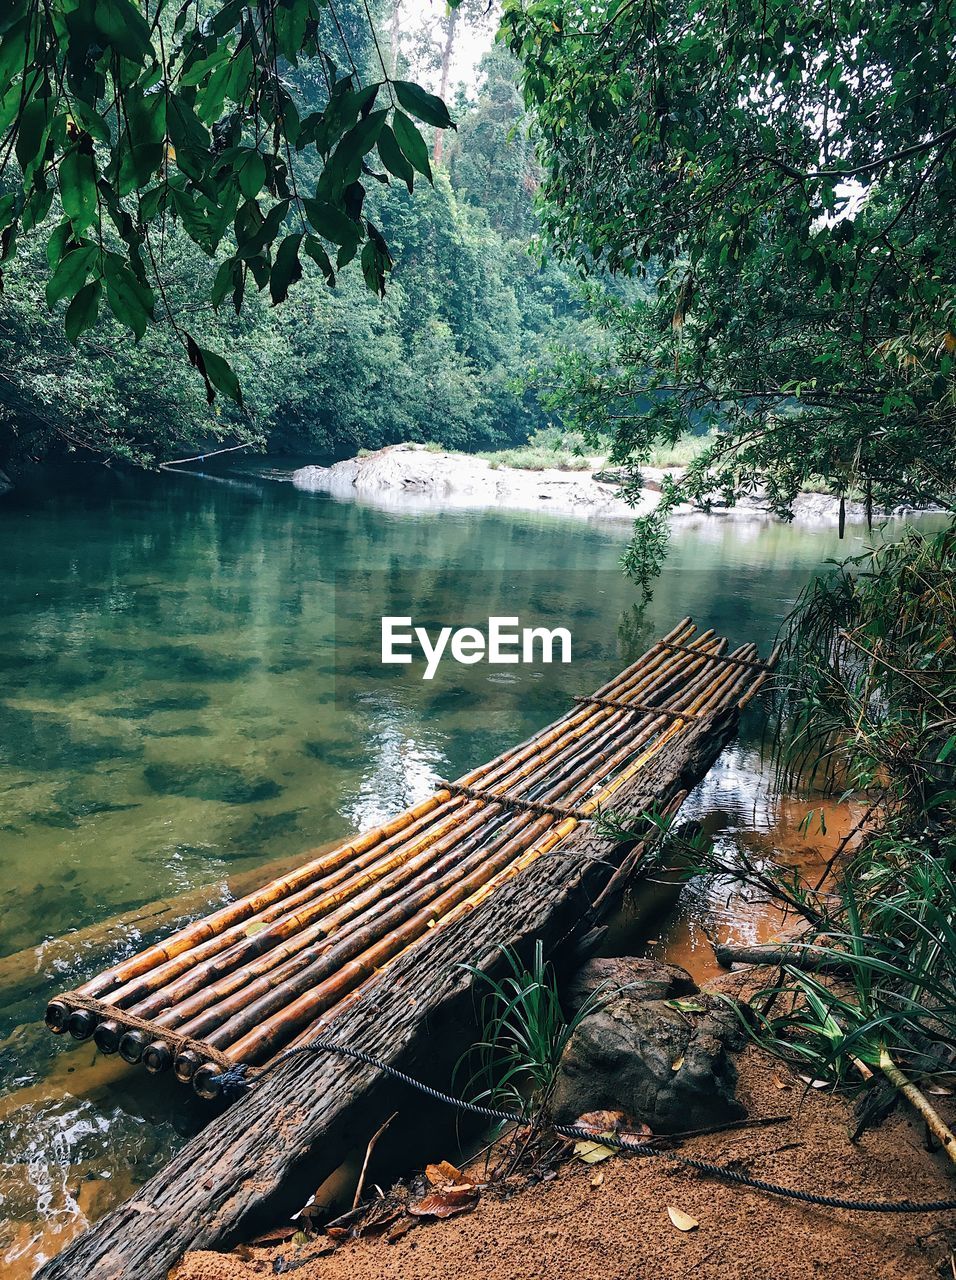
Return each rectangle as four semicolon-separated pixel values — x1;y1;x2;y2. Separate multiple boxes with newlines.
45;617;776;1101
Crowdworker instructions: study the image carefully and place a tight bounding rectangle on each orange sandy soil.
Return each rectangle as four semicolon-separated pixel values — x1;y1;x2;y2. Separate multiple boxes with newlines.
175;1045;956;1280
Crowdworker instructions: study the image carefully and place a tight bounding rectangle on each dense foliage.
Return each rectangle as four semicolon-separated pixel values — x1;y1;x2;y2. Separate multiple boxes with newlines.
0;0;455;375
0;22;596;473
752;530;954;1094
503;0;956;586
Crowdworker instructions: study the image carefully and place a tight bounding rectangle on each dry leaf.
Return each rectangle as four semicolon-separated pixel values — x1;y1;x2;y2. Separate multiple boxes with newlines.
574;1109;628;1133
617;1126;654;1150
772;1072;792;1091
408;1186;479;1219
573;1138;615;1164
590;1168;605;1189
667;1206;699;1232
250;1225;298;1246
671;1055;685;1072
361;1209;401;1237
387;1217;415;1243
425;1160;468;1187
927;1083;954;1096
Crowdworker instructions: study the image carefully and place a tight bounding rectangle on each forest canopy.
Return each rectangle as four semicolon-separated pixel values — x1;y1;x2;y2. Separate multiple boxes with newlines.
502;0;956;582
0;2;596;473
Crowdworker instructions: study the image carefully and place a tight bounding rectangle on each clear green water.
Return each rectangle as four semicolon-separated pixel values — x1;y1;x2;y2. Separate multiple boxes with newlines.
0;463;928;1271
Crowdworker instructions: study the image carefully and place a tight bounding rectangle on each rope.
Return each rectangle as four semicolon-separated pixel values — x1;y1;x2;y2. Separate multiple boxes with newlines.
51;993;236;1070
571;694;703;721
209;1039;956;1216
437;781;591;822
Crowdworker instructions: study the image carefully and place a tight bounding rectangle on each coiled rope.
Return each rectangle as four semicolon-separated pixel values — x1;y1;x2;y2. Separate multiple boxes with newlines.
210;1038;956;1215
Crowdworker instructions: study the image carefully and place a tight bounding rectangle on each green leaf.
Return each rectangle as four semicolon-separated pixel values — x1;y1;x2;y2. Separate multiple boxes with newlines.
377;125;415;193
211;256;239;309
15;97;51;173
236;150;266;200
93;0;155;63
64;279;102;343
393;81;455;130
104;254;155;339
302;198;361;250
59;145;99;232
270;232;303;305
326;108;388;189
118;89;167;193
46;244;98;307
392;111;432;182
303;234;335;285
186;332;243;406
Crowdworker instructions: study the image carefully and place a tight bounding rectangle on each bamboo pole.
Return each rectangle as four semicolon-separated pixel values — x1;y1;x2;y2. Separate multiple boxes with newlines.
71;619;703;1041
148;802;522;1052
189;643;759;1091
94;624;711;1049
69;795;457;1003
878;1047;956;1168
148;633;721;1048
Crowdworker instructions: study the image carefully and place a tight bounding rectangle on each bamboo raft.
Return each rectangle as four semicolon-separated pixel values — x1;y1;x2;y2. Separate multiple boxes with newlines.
44;617;776;1105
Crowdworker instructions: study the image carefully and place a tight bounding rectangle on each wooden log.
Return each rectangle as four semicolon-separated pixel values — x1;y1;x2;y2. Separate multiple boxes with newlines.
713;942;852;973
35;703;741;1280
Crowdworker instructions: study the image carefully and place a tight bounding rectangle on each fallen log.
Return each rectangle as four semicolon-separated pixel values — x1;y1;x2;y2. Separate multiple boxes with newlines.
713;942;853;974
35;704;742;1280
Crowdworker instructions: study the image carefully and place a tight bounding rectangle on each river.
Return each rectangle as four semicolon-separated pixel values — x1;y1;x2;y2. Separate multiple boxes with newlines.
0;461;928;1273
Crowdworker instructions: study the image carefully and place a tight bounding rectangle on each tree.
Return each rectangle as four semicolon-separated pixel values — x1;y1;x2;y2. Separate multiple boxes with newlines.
0;33;596;471
0;0;456;403
502;0;956;586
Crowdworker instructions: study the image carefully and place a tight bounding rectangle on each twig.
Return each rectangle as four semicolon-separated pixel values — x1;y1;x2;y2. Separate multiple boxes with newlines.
352;1111;398;1211
667;1113;791;1140
159;442;256;468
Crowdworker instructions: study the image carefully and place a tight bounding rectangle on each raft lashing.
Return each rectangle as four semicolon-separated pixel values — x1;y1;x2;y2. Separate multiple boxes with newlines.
45;618;777;1100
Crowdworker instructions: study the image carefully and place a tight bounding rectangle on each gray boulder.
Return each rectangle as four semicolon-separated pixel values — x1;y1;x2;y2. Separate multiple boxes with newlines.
553;957;746;1135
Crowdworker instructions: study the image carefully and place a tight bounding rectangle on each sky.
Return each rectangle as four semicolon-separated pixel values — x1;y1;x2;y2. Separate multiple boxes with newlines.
397;0;500;97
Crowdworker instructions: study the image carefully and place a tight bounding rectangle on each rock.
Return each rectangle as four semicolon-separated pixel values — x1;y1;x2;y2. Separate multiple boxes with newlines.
290;443;941;529
292;443;650;522
563;956;698;1013
0;468;12;496
553;957;746;1134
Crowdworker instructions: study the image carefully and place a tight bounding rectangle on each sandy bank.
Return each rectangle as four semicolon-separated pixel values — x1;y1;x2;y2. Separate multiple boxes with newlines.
176;1038;956;1280
291;444;916;526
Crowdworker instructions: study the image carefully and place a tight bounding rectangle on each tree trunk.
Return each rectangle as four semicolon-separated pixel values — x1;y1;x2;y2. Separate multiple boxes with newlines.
432;7;459;166
35;708;739;1280
389;0;402;75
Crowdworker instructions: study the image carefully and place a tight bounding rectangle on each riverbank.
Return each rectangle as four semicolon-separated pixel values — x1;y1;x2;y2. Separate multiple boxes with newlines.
175;1015;956;1280
291;443;919;525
